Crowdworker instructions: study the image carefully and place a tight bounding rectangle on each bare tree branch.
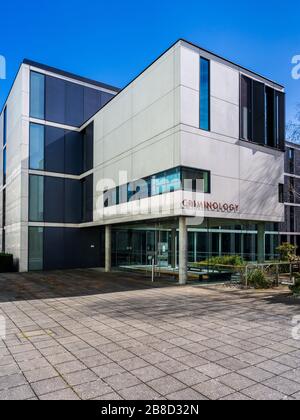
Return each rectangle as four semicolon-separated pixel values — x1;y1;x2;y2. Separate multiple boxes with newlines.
287;104;300;144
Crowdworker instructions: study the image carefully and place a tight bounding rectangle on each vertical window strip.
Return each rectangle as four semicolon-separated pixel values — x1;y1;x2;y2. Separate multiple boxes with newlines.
200;58;210;131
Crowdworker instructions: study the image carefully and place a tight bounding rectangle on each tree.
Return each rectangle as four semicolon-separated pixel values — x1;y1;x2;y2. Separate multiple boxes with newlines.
287;104;300;144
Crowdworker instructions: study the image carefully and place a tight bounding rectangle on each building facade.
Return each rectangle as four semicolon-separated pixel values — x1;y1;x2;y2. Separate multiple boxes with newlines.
0;40;286;281
280;141;300;252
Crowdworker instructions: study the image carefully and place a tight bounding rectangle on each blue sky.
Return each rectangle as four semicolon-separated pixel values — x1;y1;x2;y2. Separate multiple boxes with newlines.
0;0;299;121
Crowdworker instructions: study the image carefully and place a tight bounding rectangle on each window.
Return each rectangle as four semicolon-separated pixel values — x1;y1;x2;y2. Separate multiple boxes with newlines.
30;72;45;119
278;184;284;203
240;75;285;149
29;175;44;221
3;147;6;185
28;227;43;271
288;148;295;174
240;76;252;140
29;123;44;170
181;167;210;194
104;167;211;208
200;58;210;131
3;106;7;146
289;177;295;203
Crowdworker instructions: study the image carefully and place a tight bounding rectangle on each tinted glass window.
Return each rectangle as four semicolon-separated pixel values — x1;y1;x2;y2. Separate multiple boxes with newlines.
84;87;102;121
65;82;84;127
29;123;44;170
28;227;44;271
82;175;93;222
43;228;64;270
252;81;265;145
45;76;66;124
30;72;45;119
65;131;82;175
45;126;65;173
29;175;44;221
65;178;82;223
200;58;210;131
83;122;94;172
44;176;64;222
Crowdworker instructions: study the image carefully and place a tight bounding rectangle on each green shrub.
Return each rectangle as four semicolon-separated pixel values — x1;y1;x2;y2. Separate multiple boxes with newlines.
247;269;272;289
276;242;297;261
0;253;14;272
289;276;300;296
201;255;245;266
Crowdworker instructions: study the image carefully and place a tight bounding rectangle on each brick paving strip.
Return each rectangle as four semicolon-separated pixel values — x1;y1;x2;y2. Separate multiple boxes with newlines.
0;269;300;400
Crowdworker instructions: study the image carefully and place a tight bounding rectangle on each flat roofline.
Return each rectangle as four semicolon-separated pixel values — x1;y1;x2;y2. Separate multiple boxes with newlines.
80;38;285;128
23;59;120;92
179;39;284;90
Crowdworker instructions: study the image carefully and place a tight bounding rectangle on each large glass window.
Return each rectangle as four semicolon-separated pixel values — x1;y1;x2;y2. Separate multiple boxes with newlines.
104;167;210;208
240;75;285;150
29;175;44;221
200;58;210;131
30;72;45;119
28;227;43;271
29;123;44;170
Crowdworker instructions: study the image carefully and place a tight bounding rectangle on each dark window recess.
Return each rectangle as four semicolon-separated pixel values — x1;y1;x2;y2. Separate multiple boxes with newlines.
82;175;93;223
45;126;65;173
278;184;284;203
83;122;94;172
240;75;285;150
252;80;265;145
265;86;275;147
65;131;82;175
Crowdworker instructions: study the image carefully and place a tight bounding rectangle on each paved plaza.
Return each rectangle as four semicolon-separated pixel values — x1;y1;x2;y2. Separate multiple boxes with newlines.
0;269;300;400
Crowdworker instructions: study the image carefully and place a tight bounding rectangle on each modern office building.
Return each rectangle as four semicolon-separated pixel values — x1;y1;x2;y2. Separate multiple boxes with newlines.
0;40;286;282
280;141;300;251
